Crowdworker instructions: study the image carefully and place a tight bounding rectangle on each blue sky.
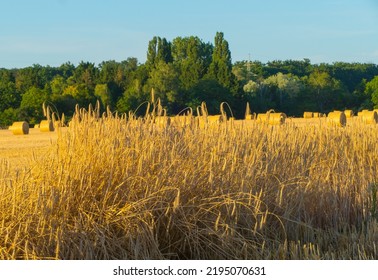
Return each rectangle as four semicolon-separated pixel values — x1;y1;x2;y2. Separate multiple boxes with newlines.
0;0;377;68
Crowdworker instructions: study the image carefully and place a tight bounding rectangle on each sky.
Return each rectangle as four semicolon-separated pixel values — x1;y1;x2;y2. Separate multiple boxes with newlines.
0;0;378;68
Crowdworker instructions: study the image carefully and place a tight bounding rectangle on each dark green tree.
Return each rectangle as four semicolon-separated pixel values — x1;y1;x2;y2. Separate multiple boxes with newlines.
186;79;235;115
73;61;98;90
146;36;172;69
58;62;75;79
0;108;20;127
172;36;213;90
116;64;149;114
0;79;18;112
98;60;126;108
207;32;238;94
306;70;349;112
116;79;148;115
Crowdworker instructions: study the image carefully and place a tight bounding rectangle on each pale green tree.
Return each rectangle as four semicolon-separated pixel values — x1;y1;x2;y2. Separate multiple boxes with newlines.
19;87;48;124
95;84;111;108
263;72;303;110
243;80;258;94
364;75;378;108
148;61;180;112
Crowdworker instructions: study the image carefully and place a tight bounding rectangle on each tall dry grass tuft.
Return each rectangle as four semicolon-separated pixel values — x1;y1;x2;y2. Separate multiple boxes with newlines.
0;107;377;259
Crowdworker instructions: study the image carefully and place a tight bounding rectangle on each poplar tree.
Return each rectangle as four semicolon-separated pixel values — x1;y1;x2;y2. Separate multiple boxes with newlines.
207;32;238;93
146;36;172;69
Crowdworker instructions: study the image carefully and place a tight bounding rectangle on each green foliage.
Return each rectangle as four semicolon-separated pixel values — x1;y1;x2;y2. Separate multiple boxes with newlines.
0;107;20;127
50;94;77;117
263;73;304;114
116;79;147;115
306;70;347;112
146;37;172;68
73;61;98;89
1;33;378;120
172;36;213;90
0;80;18;112
147;61;180;113
264;59;313;77
186;79;234;115
365;76;378;108
206;32;238;94
19;87;49;124
95;84;111;108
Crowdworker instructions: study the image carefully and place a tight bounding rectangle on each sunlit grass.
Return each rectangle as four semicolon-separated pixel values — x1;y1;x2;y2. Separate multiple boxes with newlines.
0;112;377;259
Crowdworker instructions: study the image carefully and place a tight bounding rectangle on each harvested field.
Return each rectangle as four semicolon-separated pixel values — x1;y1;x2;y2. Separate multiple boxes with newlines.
0;112;377;260
0;128;63;171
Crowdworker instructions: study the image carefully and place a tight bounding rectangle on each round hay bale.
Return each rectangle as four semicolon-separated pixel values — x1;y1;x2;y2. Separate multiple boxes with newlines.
327;111;346;127
268;113;286;125
358;109;369;117
344;110;354;118
361;111;378;124
9;121;29;135
207;115;223;124
40;120;54;132
303;112;313;118
257;113;268;123
34;124;40;128
313;112;320;118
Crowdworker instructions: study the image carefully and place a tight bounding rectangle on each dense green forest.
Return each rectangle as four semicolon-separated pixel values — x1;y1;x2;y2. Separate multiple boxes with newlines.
1;32;378;127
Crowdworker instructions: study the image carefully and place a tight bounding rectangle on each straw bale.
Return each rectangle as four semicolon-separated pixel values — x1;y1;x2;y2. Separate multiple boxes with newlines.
257;113;268;123
268;113;286;125
207;115;223;124
313;112;320;118
344;110;354;118
40;120;54;132
327;111;346;127
358;110;369;116
303;112;313;118
361;111;378;124
9;121;29;135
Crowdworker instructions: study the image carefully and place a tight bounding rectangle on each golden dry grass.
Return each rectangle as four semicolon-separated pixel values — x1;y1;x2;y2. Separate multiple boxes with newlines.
0;128;61;171
0;111;377;260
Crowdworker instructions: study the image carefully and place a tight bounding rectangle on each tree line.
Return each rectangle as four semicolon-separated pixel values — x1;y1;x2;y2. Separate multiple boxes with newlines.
1;32;378;127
